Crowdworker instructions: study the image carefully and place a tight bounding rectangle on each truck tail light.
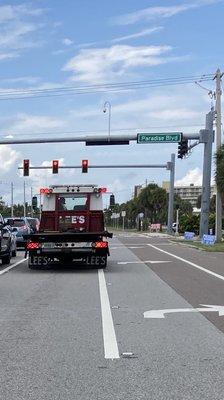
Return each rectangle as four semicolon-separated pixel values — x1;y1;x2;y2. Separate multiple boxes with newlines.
92;241;108;248
27;241;40;250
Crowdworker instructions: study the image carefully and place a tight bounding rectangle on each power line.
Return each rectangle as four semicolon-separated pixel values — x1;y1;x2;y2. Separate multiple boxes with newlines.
0;74;213;95
0;74;213;101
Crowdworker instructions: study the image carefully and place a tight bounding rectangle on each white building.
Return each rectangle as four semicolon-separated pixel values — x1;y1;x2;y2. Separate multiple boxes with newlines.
162;182;216;208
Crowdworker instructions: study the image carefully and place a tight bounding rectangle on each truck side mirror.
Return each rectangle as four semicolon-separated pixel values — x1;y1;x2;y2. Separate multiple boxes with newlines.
32;196;38;211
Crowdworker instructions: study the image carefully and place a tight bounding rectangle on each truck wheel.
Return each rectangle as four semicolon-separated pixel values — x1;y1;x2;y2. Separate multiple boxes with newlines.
2;253;11;265
12;249;17;257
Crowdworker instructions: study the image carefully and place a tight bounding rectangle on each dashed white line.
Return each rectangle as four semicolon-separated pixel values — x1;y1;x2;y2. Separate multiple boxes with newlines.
98;269;120;359
118;260;171;265
147;243;224;282
0;257;27;276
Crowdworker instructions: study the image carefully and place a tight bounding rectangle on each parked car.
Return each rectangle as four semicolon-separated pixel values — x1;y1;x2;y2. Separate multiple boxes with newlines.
6;217;32;248
0;214;17;264
26;217;40;233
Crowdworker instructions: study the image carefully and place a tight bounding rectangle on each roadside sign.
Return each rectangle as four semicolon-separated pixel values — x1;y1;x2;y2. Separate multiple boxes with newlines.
137;132;182;144
202;234;216;245
121;211;126;217
184;232;195;240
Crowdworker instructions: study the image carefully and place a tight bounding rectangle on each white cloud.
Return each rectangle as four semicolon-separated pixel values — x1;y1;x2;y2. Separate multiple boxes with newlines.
0;4;46;60
62;38;74;46
111;27;163;43
7;113;65;134
69;91;204;126
63;44;174;83
0;76;40;85
112;0;222;25
0;145;20;174
175;168;203;186
0;21;41;50
0;52;18;60
0;4;44;24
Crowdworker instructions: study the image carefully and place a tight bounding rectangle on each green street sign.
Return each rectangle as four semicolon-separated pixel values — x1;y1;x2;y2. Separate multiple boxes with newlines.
137;132;182;144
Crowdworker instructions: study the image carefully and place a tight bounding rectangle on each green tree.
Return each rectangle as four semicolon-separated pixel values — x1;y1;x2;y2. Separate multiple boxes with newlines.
174;194;193;215
138;184;168;223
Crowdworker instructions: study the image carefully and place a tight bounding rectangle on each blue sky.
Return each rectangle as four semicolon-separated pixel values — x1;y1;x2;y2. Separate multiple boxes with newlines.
0;0;223;205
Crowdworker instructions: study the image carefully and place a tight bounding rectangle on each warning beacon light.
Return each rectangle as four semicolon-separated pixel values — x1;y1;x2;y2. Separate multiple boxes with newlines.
23;159;30;176
82;159;88;173
52;160;59;174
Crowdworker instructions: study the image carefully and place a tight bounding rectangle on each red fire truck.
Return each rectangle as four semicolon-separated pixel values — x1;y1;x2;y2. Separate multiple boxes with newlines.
25;184;112;269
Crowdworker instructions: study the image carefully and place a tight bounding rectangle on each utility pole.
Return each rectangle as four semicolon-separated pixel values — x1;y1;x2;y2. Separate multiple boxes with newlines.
199;109;214;238
23;181;26;217
11;182;14;217
176;207;179;235
214;69;223;242
31;187;33;217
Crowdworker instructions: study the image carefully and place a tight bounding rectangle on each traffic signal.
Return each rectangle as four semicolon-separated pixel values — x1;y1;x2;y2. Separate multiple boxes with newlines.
82;159;88;173
110;194;115;207
32;196;38;210
52;160;59;174
178;140;188;159
23;159;29;176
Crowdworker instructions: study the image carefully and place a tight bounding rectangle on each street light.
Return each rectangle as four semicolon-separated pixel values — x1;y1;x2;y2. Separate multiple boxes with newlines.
103;101;111;141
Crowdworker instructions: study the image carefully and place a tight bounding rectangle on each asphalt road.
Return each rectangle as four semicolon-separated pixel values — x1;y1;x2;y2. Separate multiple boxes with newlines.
1;234;224;399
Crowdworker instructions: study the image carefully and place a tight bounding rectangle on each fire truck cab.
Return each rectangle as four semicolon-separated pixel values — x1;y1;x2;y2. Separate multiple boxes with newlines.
26;184;112;269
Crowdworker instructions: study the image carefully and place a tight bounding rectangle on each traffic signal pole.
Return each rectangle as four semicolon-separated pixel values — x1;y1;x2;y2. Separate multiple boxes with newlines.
167;154;175;234
199;110;214;238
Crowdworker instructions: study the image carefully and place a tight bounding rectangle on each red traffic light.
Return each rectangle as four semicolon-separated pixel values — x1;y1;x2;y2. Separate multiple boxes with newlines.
52;160;59;174
23;159;29;176
82;159;88;173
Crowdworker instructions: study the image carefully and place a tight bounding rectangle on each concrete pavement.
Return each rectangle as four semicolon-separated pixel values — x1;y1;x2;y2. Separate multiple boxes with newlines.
0;234;224;399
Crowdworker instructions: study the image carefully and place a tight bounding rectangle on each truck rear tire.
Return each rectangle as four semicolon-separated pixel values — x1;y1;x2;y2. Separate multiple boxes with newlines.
12;249;17;257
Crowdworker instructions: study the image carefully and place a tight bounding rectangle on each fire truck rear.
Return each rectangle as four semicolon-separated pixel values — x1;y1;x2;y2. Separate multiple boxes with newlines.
26;185;112;269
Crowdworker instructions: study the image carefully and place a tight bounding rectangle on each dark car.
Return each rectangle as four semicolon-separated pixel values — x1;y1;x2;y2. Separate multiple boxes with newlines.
0;214;17;264
26;217;40;233
6;217;32;248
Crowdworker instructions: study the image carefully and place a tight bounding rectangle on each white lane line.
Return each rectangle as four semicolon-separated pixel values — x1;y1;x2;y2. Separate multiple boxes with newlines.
128;246;145;249
147;243;224;282
98;269;120;359
111;246;145;250
0;257;27;276
118;260;171;265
